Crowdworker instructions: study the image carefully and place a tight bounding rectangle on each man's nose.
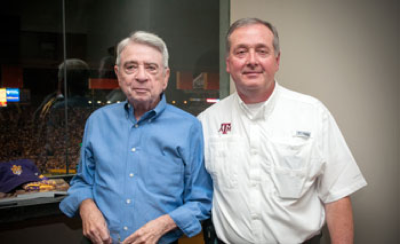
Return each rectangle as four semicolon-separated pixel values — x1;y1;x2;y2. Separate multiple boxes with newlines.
247;50;258;66
135;66;148;82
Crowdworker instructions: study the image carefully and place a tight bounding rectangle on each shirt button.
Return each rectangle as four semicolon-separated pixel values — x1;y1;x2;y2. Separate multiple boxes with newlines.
131;148;136;152
129;173;134;178
123;226;128;231
126;199;131;204
134;124;139;128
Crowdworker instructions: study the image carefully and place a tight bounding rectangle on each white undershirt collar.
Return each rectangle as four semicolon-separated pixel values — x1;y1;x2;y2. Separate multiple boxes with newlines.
237;81;280;120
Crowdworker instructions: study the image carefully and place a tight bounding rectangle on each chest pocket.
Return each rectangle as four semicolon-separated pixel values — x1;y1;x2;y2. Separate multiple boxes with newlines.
268;137;319;199
206;135;245;189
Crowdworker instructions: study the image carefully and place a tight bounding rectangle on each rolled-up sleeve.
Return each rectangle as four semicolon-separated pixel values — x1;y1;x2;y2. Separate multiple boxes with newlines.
168;121;213;237
59;120;96;217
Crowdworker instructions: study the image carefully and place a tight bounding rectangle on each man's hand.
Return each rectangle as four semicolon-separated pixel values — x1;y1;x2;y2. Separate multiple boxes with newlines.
122;214;177;244
325;196;354;244
80;199;112;244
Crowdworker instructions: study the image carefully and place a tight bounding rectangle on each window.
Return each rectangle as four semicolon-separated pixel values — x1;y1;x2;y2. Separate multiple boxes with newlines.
0;0;229;175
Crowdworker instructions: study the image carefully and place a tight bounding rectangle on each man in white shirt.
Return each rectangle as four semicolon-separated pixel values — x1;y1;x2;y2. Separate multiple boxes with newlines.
198;18;367;244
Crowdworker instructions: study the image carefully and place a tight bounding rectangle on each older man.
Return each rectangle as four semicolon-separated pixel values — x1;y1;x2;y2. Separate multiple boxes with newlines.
198;18;367;244
60;31;212;244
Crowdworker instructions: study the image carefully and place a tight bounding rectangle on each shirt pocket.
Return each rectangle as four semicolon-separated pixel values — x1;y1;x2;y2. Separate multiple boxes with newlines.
206;135;244;189
269;138;314;199
143;153;185;192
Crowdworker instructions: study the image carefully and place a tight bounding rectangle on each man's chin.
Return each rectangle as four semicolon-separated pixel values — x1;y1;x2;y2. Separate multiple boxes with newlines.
128;95;148;103
241;79;265;88
131;92;150;99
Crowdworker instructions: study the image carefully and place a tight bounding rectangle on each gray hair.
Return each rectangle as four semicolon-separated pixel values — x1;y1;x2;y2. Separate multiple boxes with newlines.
226;18;280;57
115;31;169;68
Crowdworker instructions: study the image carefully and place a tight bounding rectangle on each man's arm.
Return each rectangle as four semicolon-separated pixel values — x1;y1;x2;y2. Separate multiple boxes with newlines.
80;198;112;244
166;121;213;237
122;214;177;244
59;120;96;217
325;196;354;244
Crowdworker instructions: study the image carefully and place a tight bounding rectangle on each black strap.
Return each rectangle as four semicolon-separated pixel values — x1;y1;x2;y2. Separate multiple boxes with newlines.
202;218;218;244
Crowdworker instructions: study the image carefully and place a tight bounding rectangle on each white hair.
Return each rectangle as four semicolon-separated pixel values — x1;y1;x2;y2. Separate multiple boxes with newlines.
115;31;169;68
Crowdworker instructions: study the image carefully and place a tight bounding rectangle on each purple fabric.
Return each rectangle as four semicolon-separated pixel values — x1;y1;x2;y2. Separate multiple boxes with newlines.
0;159;41;193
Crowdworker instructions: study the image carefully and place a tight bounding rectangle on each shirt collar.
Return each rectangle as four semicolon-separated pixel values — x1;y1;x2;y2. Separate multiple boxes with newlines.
236;81;280;120
124;93;167;123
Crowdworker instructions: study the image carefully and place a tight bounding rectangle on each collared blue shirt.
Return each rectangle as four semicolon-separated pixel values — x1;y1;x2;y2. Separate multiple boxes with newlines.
60;94;213;243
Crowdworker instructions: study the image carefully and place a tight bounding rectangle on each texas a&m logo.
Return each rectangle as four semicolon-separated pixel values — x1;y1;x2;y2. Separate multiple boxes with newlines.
218;123;231;134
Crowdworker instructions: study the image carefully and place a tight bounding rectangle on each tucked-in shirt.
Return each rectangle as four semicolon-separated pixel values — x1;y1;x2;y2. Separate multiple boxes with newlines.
198;83;367;244
60;94;213;243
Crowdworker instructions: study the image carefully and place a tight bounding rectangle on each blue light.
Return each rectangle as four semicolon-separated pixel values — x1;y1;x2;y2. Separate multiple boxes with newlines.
6;88;20;102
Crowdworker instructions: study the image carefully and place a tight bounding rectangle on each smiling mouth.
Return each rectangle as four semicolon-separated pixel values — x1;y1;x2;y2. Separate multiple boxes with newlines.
243;71;262;76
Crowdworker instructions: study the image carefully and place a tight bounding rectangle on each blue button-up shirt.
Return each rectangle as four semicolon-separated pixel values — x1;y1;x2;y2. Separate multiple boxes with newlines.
60;95;213;243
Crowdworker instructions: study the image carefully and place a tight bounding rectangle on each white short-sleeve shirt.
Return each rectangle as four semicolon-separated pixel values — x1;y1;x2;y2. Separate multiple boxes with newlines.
198;83;367;244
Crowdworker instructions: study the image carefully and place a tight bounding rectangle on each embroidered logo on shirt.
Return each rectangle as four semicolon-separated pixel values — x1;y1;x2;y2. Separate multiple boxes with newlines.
296;131;311;138
218;123;231;134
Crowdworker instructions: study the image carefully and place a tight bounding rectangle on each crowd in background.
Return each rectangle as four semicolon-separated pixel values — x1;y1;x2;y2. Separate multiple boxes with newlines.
0;105;95;175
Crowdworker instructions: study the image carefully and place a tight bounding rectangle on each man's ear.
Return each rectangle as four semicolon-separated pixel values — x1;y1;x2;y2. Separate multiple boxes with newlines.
275;51;281;71
225;56;231;74
114;65;119;78
162;68;170;91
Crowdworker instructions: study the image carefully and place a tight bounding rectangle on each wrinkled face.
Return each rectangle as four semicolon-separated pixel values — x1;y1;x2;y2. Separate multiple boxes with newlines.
226;23;280;101
115;42;169;110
